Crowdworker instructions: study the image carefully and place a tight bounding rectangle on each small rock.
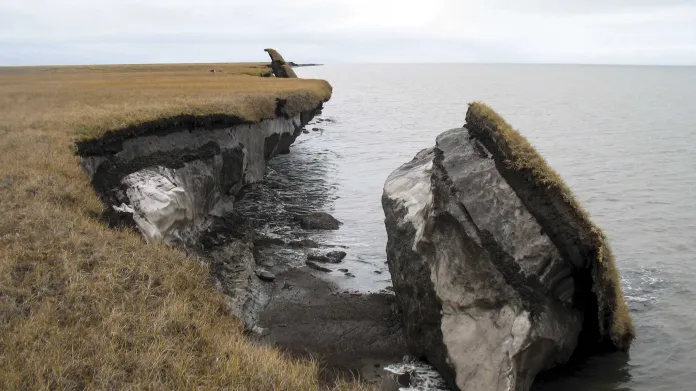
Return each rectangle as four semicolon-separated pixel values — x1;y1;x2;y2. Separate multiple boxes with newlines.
350;292;362;297
251;326;268;337
339;268;349;273
254;236;285;247
255;268;276;282
325;251;347;263
288;238;319;248
302;129;309;134
374;270;383;274
306;260;332;272
345;272;355;278
307;251;346;264
298;212;342;230
307;253;328;262
312;127;320;131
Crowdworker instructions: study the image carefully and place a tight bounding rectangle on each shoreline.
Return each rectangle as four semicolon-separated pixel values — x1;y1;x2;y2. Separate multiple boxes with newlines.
193;136;409;388
257;268;407;387
2;58;639;391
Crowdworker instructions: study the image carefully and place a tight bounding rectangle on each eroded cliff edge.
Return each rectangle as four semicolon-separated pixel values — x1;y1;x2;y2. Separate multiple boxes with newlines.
78;112;317;243
383;102;634;391
77;96;327;245
74;72;331;328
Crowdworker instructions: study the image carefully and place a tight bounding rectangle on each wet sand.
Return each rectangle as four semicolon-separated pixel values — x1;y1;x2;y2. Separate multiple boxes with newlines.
256;267;408;388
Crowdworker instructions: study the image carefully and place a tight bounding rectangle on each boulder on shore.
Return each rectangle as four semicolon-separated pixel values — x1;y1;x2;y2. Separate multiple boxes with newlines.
382;102;634;391
305;260;332;272
264;48;298;78
307;250;347;264
298;212;342;230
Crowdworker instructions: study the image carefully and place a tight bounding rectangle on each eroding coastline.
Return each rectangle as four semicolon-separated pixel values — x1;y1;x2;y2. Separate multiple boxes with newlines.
71;59;635;391
0;57;345;390
78;112;318;244
74;75;408;386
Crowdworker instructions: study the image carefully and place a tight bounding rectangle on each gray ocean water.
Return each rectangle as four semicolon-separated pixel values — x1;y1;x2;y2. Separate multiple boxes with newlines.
262;64;696;390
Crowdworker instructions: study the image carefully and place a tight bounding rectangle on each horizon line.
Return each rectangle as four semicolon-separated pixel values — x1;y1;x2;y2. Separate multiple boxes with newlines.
2;61;696;68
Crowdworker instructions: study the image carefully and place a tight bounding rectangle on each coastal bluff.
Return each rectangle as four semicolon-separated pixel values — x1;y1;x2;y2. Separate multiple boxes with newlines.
382;102;634;391
73;52;332;331
76;53;329;244
0;53;352;390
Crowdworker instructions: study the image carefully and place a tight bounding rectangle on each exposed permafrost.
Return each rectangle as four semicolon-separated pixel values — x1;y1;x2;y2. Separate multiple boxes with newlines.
81;112;316;243
116;168;194;242
382;148;434;252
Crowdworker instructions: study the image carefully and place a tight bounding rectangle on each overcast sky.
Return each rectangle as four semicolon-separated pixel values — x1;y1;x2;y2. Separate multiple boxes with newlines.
1;0;695;65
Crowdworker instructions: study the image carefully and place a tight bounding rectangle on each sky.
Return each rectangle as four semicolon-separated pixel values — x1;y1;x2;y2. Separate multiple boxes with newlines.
1;0;695;66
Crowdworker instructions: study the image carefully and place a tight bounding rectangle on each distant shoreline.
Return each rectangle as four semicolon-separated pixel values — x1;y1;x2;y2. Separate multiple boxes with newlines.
288;62;323;68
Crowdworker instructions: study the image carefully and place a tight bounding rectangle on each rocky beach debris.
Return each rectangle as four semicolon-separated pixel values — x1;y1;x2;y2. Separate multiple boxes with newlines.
255;268;276;282
288;238;320;248
307;250;347;263
305;260;332;272
298;212;342;230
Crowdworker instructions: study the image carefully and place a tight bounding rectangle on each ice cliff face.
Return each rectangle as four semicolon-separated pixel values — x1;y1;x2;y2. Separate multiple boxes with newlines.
80;111;318;244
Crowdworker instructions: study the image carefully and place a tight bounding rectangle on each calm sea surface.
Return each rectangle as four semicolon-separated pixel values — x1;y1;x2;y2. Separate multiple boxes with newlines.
266;64;696;390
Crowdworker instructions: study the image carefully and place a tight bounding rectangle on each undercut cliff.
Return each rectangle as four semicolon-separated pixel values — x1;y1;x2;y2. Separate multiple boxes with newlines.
77;105;324;245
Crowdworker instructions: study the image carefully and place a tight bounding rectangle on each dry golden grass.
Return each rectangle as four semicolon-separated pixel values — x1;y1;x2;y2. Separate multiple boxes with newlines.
0;64;373;390
0;63;331;141
466;102;635;350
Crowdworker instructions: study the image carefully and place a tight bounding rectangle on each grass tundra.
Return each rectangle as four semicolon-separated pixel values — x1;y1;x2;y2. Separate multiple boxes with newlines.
0;63;375;390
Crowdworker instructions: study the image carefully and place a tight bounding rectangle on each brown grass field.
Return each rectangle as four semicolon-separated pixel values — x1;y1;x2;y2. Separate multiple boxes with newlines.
0;63;375;390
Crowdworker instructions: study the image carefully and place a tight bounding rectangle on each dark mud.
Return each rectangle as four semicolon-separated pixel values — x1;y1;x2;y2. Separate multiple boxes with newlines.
257;268;408;388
